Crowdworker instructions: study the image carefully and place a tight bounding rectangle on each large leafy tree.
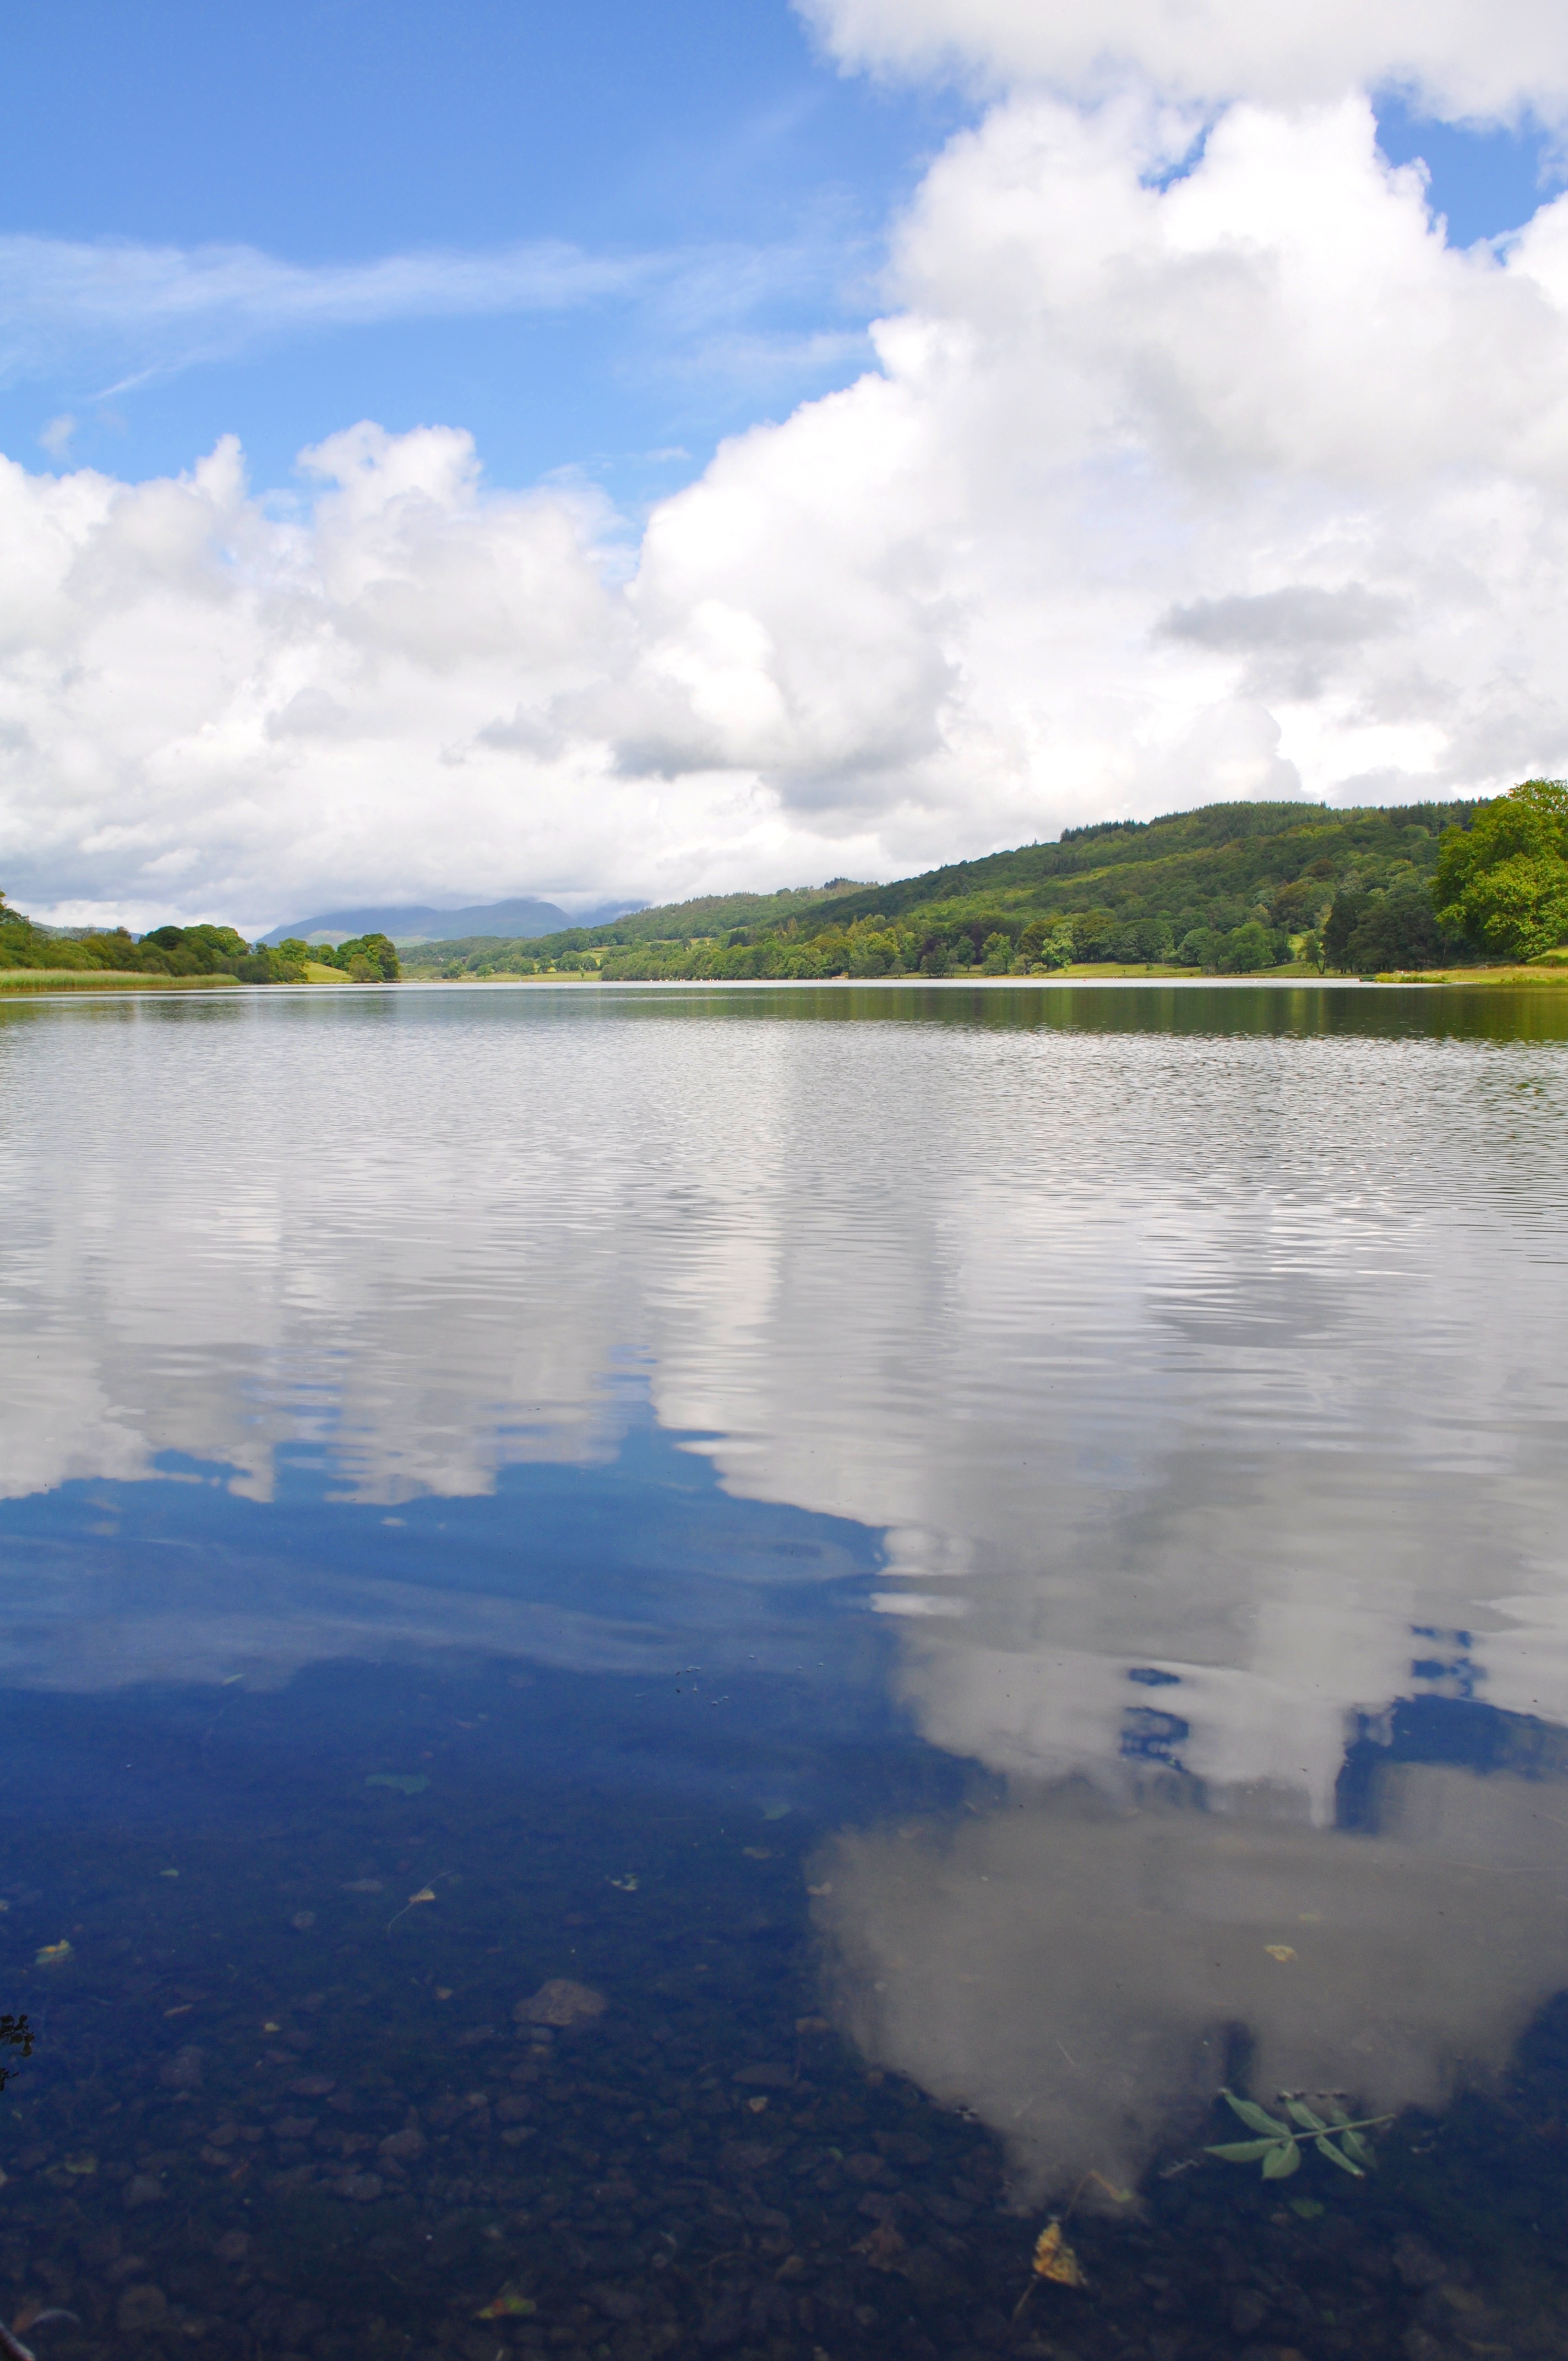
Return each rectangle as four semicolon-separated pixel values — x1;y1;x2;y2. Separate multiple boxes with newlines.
1434;779;1568;961
317;931;401;980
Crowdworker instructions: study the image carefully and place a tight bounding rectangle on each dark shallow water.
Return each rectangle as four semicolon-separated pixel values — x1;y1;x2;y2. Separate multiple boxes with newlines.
4;980;1568;2361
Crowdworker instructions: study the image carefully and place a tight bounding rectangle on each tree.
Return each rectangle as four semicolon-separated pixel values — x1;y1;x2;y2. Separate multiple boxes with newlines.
1216;920;1284;972
1340;884;1450;971
1434;779;1568;961
319;932;401;980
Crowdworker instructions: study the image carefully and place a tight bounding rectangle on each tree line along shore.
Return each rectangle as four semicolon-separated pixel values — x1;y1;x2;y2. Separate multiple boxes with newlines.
399;781;1568;985
6;781;1568;992
0;919;400;990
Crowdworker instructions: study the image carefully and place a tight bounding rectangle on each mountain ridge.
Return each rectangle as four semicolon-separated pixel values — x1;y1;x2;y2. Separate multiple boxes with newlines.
260;894;644;946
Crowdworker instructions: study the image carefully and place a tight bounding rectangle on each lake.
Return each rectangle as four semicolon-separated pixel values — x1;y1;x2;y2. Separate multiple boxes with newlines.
3;978;1568;2361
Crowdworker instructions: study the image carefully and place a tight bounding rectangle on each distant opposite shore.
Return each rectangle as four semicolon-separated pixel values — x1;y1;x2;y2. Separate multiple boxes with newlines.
8;782;1568;993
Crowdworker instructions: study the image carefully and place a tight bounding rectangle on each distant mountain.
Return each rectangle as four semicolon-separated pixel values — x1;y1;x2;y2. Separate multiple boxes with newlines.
261;895;643;948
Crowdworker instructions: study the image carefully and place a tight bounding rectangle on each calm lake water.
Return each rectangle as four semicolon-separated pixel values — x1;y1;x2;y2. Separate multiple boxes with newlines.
4;980;1568;2361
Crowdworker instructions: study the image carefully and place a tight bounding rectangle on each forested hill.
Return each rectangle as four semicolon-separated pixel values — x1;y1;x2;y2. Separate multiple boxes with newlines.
401;798;1482;979
788;798;1470;928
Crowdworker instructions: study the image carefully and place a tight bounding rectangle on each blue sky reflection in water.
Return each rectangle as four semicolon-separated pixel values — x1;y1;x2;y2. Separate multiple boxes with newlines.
5;984;1568;2355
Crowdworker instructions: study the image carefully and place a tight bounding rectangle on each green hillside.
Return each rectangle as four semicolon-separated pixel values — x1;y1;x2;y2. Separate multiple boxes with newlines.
401;798;1480;980
400;880;872;974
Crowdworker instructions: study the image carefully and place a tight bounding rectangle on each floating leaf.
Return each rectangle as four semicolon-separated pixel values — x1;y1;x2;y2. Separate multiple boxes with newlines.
34;1942;72;1967
1031;2221;1086;2287
1261;2140;1302;2178
1264;1944;1297;1963
1221;2090;1291;2138
366;1774;428;1795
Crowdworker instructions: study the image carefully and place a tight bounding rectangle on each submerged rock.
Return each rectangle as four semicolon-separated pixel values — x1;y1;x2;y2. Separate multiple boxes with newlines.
514;1978;607;2028
115;2286;167;2330
157;2045;204;2090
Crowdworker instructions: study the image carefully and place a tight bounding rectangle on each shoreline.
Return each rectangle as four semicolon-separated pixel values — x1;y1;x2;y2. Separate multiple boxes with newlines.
6;966;1566;1000
396;966;1568;991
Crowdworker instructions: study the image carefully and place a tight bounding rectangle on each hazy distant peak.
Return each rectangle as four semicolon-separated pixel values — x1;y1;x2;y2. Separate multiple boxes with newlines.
261;894;644;948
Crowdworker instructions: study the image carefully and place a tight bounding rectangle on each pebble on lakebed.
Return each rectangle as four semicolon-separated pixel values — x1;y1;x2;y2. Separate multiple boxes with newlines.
513;1978;606;2028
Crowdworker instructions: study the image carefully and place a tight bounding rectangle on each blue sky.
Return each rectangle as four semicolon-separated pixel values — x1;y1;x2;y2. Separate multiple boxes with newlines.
2;0;962;506
1;0;1554;508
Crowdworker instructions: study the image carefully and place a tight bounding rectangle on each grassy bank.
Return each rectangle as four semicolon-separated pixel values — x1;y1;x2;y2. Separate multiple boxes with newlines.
1378;962;1568;984
0;964;372;993
0;970;245;993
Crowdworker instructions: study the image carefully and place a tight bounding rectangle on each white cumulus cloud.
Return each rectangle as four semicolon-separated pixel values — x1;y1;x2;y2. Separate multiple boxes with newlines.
8;83;1568;924
798;0;1568;122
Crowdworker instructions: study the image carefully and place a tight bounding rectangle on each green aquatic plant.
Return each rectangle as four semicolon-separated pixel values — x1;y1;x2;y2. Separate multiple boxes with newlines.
1206;2088;1394;2180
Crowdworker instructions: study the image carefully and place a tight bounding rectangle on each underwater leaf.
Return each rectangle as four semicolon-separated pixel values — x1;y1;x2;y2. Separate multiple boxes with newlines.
1261;2139;1302;2178
366;1774;428;1795
474;2286;536;2320
1205;2140;1282;2162
1313;2135;1364;2177
1286;2099;1330;2132
1031;2221;1086;2287
1221;2091;1291;2137
1321;2104;1380;2163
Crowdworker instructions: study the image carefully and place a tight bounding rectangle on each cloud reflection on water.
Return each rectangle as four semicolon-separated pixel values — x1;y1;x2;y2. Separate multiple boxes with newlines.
4;987;1568;2191
815;1759;1568;2200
